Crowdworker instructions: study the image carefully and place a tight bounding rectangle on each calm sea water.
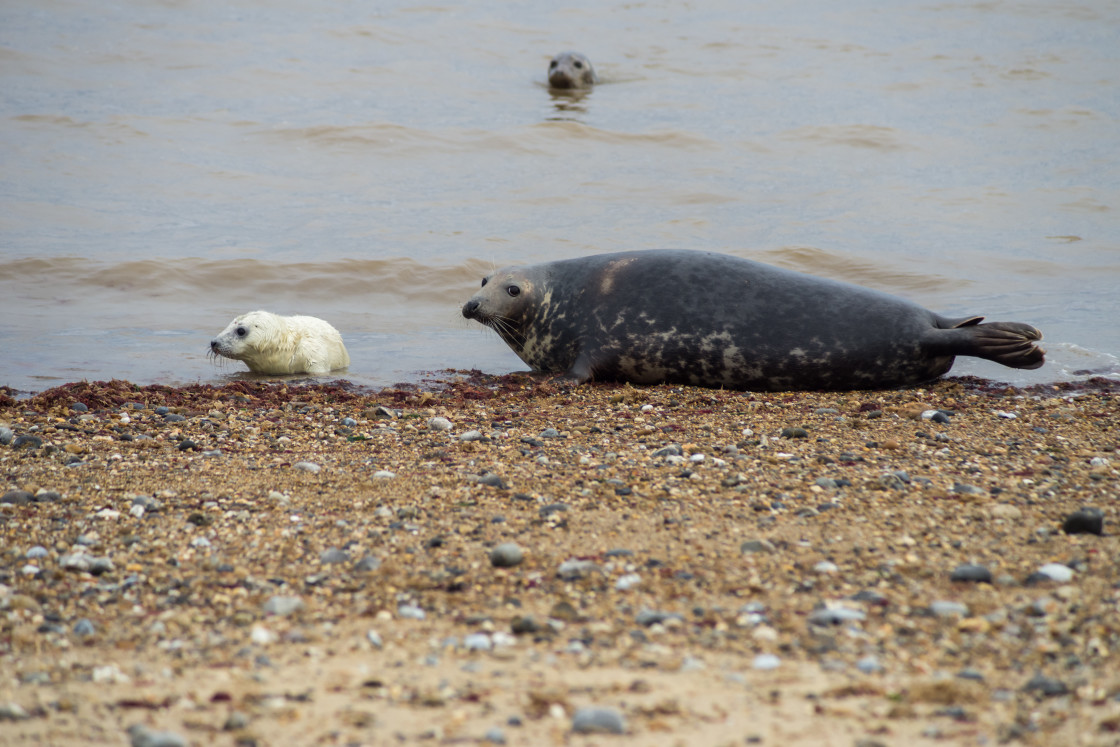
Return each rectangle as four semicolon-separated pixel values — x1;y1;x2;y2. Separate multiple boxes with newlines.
2;0;1118;394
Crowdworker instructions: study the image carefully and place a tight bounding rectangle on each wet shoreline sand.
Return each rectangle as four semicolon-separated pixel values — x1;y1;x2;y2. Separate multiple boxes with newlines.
1;374;1119;746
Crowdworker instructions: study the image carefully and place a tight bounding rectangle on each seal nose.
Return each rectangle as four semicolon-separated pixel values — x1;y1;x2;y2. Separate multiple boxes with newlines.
210;339;220;351
462;300;480;319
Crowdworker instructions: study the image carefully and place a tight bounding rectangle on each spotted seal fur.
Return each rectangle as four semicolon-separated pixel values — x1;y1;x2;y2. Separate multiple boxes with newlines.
461;250;1044;391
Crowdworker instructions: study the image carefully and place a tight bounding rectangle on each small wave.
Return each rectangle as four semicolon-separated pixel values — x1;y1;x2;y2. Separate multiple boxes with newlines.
0;255;496;305
779;124;912;151
754;245;949;293
262;121;717;155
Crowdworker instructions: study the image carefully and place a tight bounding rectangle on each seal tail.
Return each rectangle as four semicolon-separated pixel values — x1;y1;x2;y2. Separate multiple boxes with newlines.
936;316;1046;370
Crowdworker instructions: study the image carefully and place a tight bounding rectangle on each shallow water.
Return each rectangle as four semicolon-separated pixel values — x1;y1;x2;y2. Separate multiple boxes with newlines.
2;0;1118;393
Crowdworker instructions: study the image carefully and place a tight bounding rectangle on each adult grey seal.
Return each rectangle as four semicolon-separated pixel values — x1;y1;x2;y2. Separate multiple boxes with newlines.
548;51;598;89
461;250;1045;391
209;310;350;375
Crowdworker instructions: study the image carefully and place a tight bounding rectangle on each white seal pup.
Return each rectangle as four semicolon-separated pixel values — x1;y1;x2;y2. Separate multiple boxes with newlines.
461;250;1045;392
548;51;599;89
209;310;350;375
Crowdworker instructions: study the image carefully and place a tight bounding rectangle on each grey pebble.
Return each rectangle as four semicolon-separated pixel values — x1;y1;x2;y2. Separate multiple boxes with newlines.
26;546;48;560
163;413;186;423
133;495;161;512
73;618;96;636
0;701;30;720
366;630;383;648
223;711;250;731
459;430;484;442
293;461;320;474
1022;672;1068;697
483;726;507;744
614;573;641;591
262;595;304;617
740;539;776;554
807;607;866;626
540;428;561;438
12;434;43;449
478;473;506;488
952;482;986;495
463;633;492;651
571;706;626;735
1;490;33;505
0;426;13;445
127;724;189;747
856;655;884;674
635;609;683;627
781;427;809;439
489;542;524;568
428;416;453;431
877;473;906;491
398;604;426;620
929;600;970;617
557;559;599;580
949;564;992;583
320;548;348;564
353;555;382;572
1036;563;1073;583
60;554;91;572
752;653;781;670
651;445;682;458
815;477;838;488
89;557;114;575
340;417;357;427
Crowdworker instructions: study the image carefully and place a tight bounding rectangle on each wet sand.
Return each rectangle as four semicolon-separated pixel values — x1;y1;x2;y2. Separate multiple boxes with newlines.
1;374;1119;746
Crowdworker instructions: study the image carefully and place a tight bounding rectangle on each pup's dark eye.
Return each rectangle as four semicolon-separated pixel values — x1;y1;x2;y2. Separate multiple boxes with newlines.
481;277;489;287
549;60;558;69
507;285;521;297
573;60;583;69
236;326;248;337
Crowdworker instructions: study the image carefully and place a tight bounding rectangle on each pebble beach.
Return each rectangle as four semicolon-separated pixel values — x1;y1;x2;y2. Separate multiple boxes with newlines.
1;373;1119;746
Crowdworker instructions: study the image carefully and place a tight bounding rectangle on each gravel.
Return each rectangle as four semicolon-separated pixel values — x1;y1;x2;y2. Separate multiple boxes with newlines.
2;375;1117;746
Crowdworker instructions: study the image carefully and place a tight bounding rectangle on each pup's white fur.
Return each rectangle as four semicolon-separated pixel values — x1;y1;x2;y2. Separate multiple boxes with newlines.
209;310;350;375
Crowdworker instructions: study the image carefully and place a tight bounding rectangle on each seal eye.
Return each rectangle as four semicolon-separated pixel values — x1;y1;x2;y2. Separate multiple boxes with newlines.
236;326;248;337
549;60;558;69
481;277;489;288
506;285;521;297
573;60;583;69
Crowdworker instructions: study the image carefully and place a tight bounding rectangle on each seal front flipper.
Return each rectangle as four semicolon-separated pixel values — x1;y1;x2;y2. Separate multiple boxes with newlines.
932;316;1046;370
563;350;594;383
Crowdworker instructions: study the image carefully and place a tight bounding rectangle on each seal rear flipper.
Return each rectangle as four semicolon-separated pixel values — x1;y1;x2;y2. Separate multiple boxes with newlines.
935;319;1046;370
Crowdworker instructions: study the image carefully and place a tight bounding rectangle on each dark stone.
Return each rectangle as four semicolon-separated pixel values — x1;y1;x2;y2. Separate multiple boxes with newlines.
478;473;507;489
950;564;992;583
1022;673;1068;697
1;490;33;505
1062;507;1103;535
